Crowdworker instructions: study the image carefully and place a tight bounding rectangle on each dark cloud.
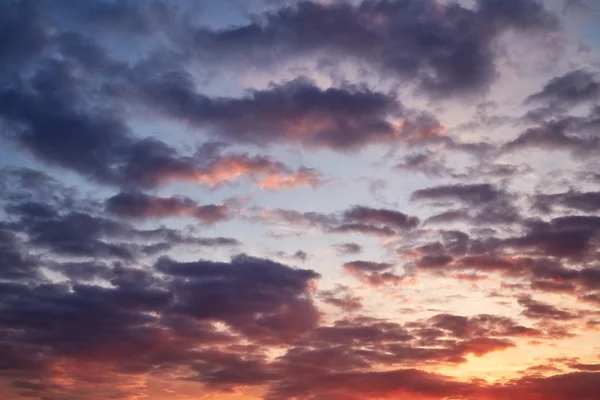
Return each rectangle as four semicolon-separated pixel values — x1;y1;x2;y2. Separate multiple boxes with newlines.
579;268;600;290
189;349;276;388
506;120;599;154
506;110;600;156
264;310;567;399
580;293;600;306
504;216;600;259
4;0;450;164
426;313;543;339
139;230;242;256
258;204;419;238
1;71;321;188
0;251;324;397
491;371;600;400
569;363;600;372
0;61;134;185
413;183;520;225
334;242;363;255
3;0;558;98
413;183;505;205
415;254;455;269
0;278;238;399
131;74;445;150
0;60;220;189
411;221;600;305
330;205;420;237
24;211;138;260
0;1;598;399
0;171;241;269
330;222;397;237
1;56;320;190
293;250;308;262
342;205;420;230
0;0;558;197
343;260;394;272
193;0;557;96
48;260;113;282
156;254;320;342
276;249;310;262
525;69;600;106
274;312;529;372
258;309;595;399
466;162;534;181
424;209;470;225
0;229;39;280
106;191;230;224
266;368;476;400
343;260;404;286
395;151;453;177
534;190;600;213
0;0;49;71
319;285;363;312
265;369;600;400
517;296;580;320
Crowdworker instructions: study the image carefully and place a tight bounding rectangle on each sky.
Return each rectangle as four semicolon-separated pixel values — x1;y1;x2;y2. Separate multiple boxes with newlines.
0;0;600;399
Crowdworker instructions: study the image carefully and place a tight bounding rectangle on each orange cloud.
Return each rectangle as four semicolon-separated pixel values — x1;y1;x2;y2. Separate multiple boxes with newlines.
192;155;323;190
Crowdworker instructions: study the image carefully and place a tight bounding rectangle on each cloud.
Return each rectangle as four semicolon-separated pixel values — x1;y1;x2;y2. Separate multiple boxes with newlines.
0;279;237;399
568;363;600;372
504;216;600;259
192;0;557;96
106;191;230;224
0;172;241;267
413;183;506;205
1;1;599;399
257;167;323;190
342;206;420;231
409;220;600;307
0;229;38;280
525;69;600;107
276;249;309;263
424;209;470;225
132;74;444;150
426;313;543;339
506;120;600;154
23;211;139;260
413;183;521;225
265;368;600;400
156;254;321;342
319;285;363;312
266;368;476;400
489;371;600;400
334;242;363;255
395;151;453;177
1;0;558;98
330;205;421;238
343;260;394;272
534;190;600;213
343;260;403;286
0;62;214;189
189;349;276;388
0;251;323;397
0;62;320;190
187;152;324;190
518;296;580;320
506;108;600;156
256;204;420;238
